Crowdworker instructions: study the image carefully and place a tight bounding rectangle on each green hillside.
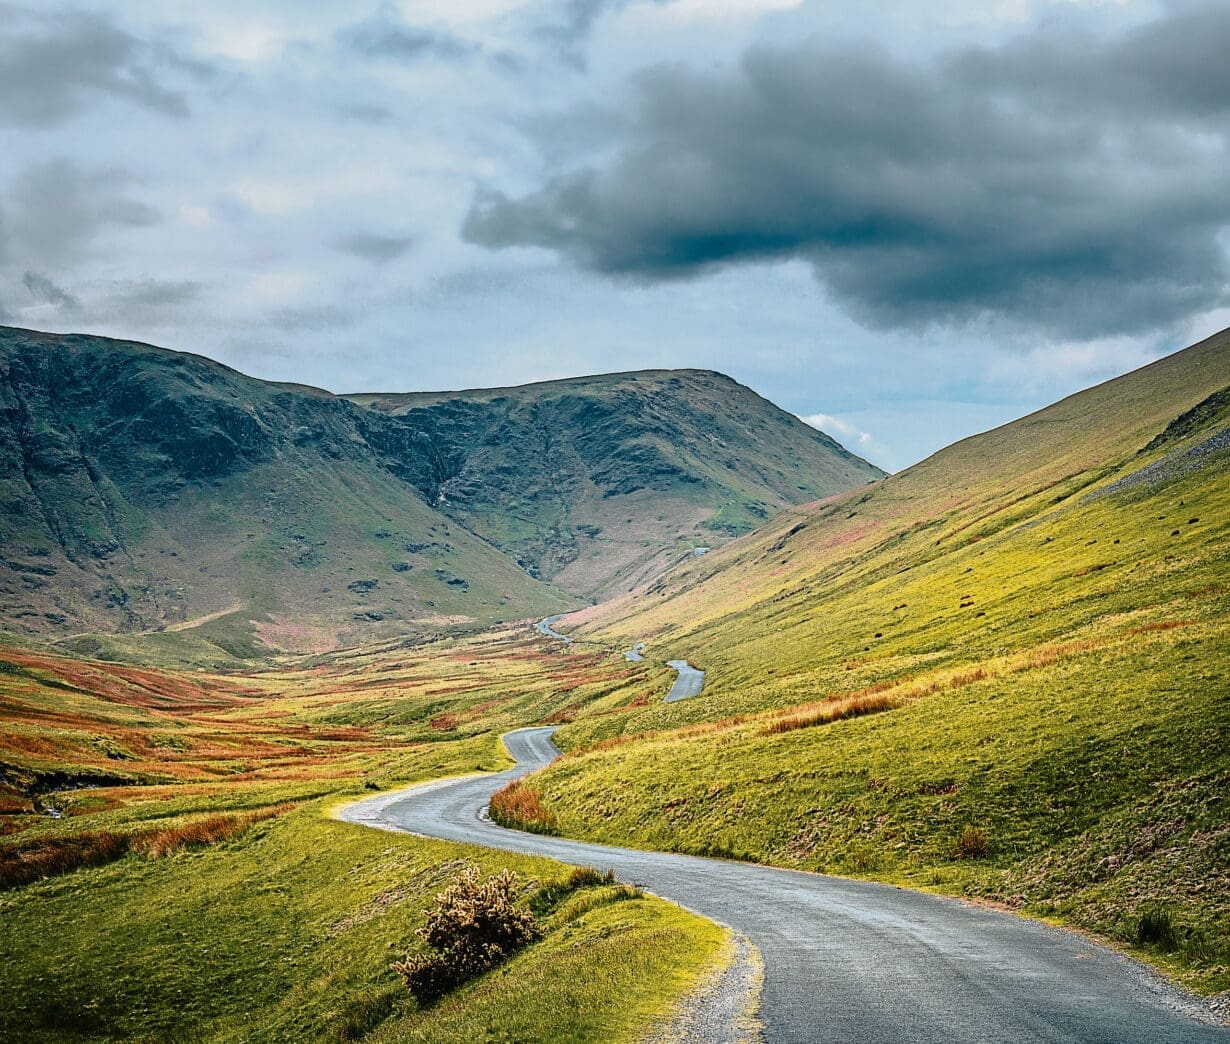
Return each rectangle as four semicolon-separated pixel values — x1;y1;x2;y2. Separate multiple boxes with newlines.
349;369;883;599
522;328;1230;990
0;632;721;1041
0;327;572;658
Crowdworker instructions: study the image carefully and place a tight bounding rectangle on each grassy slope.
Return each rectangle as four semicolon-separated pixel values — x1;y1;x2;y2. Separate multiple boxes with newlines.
350;368;884;600
521;329;1230;991
4;328;1226;1032
0;629;720;1041
0;812;721;1043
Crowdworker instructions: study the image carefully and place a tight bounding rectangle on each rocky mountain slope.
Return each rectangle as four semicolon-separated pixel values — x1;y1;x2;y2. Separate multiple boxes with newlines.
350;370;882;599
0;327;879;656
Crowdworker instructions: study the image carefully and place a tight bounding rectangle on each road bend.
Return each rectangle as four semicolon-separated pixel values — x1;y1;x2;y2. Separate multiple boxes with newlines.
341;727;1225;1043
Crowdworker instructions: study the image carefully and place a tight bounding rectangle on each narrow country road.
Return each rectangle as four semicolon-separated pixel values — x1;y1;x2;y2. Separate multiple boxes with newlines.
535;617;704;699
535;615;573;643
665;658;704;701
341;727;1226;1043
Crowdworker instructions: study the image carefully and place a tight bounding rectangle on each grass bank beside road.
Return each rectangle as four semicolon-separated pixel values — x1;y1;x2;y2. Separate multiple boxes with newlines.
0;803;723;1041
536;338;1230;995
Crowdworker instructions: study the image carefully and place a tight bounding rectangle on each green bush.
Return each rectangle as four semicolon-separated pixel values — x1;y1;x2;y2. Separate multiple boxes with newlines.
1136;907;1177;949
391;865;539;1003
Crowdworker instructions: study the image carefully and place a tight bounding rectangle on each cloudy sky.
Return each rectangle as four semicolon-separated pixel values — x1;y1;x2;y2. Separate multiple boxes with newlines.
2;1;1227;470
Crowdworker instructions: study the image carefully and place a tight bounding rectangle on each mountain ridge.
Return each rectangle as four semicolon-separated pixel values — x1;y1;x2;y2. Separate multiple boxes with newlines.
0;325;879;658
349;366;884;597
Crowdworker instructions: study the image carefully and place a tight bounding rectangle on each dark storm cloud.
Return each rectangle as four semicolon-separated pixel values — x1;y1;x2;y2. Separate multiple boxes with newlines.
0;6;201;126
2;159;160;269
465;4;1230;338
333;231;414;264
339;6;476;63
23;271;79;311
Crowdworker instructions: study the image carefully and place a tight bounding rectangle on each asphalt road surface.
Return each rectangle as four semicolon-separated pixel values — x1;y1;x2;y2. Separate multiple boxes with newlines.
665;658;705;701
341;727;1225;1043
537;618;701;699
535;615;573;643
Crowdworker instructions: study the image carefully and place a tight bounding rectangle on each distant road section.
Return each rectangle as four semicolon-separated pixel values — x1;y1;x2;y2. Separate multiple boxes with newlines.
535;615;573;643
665;659;704;701
342;728;1227;1044
535;618;702;701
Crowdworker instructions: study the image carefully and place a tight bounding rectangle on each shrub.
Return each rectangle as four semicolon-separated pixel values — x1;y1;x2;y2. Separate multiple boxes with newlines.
957;825;989;859
391;865;539;1004
1136;907;1177;949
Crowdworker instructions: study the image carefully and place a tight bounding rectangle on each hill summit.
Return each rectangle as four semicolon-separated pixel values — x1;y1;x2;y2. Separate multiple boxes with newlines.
349;368;882;598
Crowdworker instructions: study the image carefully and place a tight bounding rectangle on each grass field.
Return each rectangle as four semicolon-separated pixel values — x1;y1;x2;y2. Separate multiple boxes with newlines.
0;626;722;1041
2;331;1227;1035
0;807;724;1042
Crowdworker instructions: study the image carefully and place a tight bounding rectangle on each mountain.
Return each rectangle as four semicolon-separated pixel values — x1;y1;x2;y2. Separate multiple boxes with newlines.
0;327;572;659
349;370;883;599
0;327;879;657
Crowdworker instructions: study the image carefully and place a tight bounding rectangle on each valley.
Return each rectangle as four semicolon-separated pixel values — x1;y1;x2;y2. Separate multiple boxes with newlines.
0;326;1227;1041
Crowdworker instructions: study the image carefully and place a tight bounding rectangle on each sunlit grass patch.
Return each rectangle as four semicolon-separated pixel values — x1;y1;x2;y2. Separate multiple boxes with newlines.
0;806;723;1042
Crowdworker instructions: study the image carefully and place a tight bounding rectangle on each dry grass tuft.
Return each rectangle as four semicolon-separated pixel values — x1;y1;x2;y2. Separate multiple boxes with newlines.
761;692;894;736
949;667;988;687
0;802;296;889
489;780;556;833
1129;619;1193;635
956;824;990;858
0;830;130;889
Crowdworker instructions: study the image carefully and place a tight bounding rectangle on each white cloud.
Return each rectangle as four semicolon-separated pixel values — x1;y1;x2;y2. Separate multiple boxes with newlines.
800;412;874;447
0;0;1205;477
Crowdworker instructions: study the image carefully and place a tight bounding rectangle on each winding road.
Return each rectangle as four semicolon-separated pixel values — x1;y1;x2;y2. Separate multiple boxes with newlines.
341;727;1225;1043
535;615;573;643
536;616;704;699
